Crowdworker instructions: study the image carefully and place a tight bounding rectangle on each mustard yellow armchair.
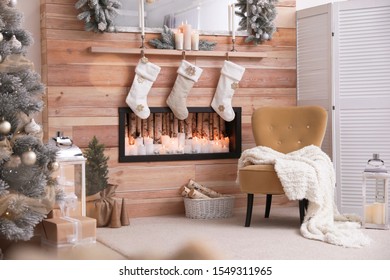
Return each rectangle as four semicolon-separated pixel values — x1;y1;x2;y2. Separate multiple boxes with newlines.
239;106;328;227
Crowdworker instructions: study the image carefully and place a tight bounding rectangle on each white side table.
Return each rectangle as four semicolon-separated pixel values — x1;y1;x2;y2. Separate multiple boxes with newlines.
362;172;389;230
56;148;86;216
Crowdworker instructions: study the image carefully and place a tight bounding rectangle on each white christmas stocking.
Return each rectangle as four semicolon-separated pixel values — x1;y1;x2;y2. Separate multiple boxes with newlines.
211;60;245;122
126;59;161;119
166;60;203;120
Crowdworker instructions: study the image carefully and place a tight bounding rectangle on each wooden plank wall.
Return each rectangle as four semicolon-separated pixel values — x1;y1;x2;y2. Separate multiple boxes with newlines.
40;0;297;218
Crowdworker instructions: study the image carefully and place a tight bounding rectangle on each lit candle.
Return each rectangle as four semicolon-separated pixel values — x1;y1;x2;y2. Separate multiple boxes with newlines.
192;137;201;153
184;144;192;154
135;136;143;146
146;143;154;155
161;135;170;147
175;31;184;50
153;144;162;155
139;0;145;36
178;133;186;150
129;145;138;156
143;136;153;146
231;3;235;40
183;21;192;51
138;145;146;155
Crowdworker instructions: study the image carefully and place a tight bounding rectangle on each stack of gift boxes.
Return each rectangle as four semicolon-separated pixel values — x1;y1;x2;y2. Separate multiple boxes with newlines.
40;192;97;247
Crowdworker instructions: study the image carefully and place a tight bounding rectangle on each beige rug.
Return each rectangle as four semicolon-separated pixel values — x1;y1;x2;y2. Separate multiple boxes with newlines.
96;206;390;260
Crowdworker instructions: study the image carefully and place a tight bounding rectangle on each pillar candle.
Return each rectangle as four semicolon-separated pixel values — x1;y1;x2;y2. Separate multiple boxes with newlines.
183;22;192;51
139;0;145;36
192;137;201;153
231;3;235;40
135;137;143;146
138;145;146;155
161;135;170;147
175;31;184;50
184;144;192;154
228;3;232;32
129;145;138;156
191;32;199;51
178;133;186;149
144;136;153;145
372;202;385;224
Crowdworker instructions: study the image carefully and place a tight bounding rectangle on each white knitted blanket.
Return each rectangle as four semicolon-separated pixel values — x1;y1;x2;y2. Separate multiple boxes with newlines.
238;145;371;248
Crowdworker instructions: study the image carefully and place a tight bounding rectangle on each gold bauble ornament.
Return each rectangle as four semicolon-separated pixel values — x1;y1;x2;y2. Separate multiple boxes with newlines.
0;118;11;135
22;149;37;166
49;161;60;171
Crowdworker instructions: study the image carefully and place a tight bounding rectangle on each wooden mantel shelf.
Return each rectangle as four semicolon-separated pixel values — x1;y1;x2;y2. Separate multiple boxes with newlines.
89;46;267;59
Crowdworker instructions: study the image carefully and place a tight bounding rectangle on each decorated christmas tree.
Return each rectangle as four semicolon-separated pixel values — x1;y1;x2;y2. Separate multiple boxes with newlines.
75;0;122;32
0;0;61;241
84;136;109;196
236;0;278;45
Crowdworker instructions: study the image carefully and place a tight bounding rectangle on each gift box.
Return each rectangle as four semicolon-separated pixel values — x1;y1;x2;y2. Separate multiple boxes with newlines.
41;216;96;247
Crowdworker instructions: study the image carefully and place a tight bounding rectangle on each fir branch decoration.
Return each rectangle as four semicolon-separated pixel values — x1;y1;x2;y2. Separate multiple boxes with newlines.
75;0;122;33
199;40;217;51
148;25;175;49
236;0;278;45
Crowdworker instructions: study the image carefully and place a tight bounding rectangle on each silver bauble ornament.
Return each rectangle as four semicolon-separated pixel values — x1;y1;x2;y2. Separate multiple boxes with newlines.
8;0;17;7
262;32;270;40
0;119;11;134
22;149;37;166
0;33;3;42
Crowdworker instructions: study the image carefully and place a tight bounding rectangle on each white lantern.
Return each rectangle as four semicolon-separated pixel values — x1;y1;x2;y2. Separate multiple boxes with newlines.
362;154;389;230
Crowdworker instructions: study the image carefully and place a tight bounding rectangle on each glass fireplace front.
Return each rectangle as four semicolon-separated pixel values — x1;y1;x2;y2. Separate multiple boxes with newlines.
118;107;241;162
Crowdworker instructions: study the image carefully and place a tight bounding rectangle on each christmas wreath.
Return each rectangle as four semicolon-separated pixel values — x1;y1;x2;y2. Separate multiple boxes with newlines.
236;0;278;45
75;0;122;32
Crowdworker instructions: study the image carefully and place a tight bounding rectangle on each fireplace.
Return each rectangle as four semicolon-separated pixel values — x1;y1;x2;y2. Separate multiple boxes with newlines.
118;107;242;162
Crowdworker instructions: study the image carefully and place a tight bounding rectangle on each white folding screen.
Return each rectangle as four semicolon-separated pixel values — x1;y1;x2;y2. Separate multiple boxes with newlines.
333;0;390;216
296;4;333;159
297;0;390;218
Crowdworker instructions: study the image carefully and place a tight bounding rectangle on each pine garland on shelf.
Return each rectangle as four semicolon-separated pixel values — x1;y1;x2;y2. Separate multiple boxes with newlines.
148;25;217;51
236;0;278;45
75;0;122;33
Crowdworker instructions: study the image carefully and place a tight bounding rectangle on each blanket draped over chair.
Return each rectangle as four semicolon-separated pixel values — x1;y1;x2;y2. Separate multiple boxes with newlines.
238;145;370;248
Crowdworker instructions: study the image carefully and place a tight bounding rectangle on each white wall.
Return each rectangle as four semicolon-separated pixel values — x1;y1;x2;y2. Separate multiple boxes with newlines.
296;0;348;10
17;0;41;73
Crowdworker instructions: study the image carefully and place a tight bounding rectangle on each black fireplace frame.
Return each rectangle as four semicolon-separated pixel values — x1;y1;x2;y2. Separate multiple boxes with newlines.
118;107;242;162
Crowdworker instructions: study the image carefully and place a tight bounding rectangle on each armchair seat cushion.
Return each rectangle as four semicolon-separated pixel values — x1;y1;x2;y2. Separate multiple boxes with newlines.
239;165;284;195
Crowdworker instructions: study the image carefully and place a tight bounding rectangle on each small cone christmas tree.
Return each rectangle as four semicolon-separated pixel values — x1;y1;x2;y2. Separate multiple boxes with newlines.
0;0;62;241
83;136;109;196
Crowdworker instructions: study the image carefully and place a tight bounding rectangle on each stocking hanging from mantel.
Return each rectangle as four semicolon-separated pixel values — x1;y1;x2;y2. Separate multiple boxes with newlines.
211;60;245;122
126;59;161;119
166;60;203;120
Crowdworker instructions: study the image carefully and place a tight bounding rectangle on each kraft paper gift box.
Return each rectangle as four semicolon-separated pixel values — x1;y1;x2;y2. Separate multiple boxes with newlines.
41;216;96;247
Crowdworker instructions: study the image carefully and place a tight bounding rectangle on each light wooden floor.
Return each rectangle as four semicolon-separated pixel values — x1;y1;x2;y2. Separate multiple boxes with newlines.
1;236;127;260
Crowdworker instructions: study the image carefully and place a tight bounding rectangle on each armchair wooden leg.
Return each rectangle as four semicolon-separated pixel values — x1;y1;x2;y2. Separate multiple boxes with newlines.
299;199;308;224
245;194;254;227
265;194;272;218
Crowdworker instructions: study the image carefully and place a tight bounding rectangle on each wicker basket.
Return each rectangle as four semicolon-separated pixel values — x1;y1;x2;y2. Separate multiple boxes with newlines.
184;195;235;219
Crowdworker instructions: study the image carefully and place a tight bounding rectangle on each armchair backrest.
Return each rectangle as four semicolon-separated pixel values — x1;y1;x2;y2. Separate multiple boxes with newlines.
251;106;327;154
